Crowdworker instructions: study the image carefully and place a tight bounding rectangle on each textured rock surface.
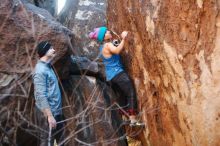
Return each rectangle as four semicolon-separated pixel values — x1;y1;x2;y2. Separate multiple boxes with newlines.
107;0;220;146
0;0;125;146
58;0;107;59
24;0;57;16
0;0;72;100
0;0;72;145
0;1;73;70
62;76;127;146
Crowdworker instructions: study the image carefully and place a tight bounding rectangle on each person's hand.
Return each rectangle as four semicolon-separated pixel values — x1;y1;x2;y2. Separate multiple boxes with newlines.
121;31;128;39
48;115;56;129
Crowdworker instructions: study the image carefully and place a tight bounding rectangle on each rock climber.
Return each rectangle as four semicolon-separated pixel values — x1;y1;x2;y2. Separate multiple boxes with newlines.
89;27;144;126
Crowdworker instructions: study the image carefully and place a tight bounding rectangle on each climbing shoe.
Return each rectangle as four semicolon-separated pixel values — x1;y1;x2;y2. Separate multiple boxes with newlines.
129;121;145;127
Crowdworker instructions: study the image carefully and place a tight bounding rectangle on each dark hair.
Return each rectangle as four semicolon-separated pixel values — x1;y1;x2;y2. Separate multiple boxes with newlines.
36;41;52;57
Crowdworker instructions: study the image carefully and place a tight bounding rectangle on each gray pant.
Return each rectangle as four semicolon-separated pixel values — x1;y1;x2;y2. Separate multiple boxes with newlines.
34;107;65;146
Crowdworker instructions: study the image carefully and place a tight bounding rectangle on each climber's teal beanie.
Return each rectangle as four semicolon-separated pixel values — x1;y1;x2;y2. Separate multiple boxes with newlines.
89;27;107;43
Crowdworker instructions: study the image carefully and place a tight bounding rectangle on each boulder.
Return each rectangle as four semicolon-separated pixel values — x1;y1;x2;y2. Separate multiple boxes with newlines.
0;1;126;146
107;0;220;146
62;76;127;146
58;0;107;59
0;0;72;145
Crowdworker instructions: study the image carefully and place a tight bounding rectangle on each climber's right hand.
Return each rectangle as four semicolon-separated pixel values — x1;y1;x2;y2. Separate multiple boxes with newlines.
48;115;56;128
121;31;128;39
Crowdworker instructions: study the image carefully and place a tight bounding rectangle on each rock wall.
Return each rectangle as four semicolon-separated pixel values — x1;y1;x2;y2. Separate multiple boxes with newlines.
0;0;72;145
25;0;57;16
0;1;125;146
62;76;128;146
0;0;72;106
107;0;220;146
58;0;107;59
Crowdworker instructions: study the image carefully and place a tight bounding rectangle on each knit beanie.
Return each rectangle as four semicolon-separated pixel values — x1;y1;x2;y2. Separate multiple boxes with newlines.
36;41;52;58
89;27;107;43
